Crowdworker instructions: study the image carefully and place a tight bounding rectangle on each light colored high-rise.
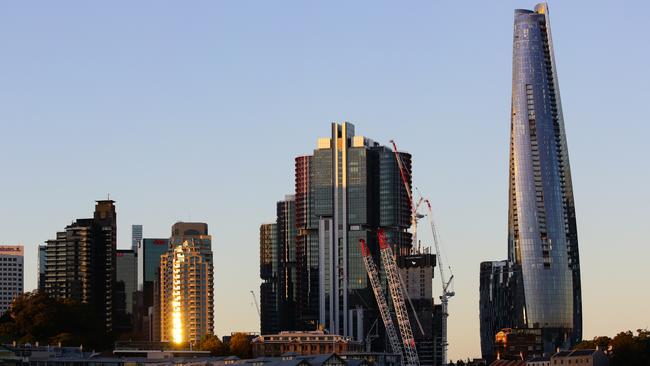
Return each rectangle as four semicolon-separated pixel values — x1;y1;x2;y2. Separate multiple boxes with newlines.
160;222;214;344
0;245;24;315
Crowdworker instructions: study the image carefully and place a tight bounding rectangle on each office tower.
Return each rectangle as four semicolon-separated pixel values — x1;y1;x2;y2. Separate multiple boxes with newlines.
492;2;582;353
38;244;46;290
259;223;279;334
44;200;116;333
136;238;169;340
397;253;437;366
132;225;143;253
0;245;24;315
115;249;137;335
277;196;297;330
479;260;523;361
259;196;298;335
263;122;412;351
160;222;214;344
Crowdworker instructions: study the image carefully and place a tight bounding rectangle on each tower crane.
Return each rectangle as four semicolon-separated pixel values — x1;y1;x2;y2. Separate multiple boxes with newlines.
250;290;261;318
424;198;454;365
390;139;455;365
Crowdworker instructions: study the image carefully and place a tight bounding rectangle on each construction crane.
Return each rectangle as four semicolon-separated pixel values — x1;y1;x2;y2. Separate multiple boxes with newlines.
390;139;454;365
378;229;420;366
359;239;403;357
250;290;261;318
424;198;454;365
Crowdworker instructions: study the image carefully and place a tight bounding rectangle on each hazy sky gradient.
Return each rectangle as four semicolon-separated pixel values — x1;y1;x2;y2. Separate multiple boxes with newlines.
1;1;648;359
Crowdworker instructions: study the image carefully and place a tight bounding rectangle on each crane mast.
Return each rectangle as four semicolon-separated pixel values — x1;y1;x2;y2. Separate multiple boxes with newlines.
424;199;454;364
378;229;420;366
359;239;403;358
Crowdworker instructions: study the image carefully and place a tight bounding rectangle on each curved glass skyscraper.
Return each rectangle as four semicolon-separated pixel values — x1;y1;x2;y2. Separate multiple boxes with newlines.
508;2;582;350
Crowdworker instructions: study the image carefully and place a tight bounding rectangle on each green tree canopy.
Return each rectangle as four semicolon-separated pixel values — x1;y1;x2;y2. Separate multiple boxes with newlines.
199;334;227;356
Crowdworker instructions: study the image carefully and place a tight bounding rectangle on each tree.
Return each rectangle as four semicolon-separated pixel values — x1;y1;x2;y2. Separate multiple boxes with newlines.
229;332;252;359
0;291;109;350
199;334;227;356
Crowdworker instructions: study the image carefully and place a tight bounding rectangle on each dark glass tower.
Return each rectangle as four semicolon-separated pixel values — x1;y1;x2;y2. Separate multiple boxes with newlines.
508;2;582;350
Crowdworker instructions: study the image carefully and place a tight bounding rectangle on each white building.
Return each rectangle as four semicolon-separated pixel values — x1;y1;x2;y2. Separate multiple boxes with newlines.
0;245;24;314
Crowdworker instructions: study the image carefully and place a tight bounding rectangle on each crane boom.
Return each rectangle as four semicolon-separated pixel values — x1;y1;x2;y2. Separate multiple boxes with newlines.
250;290;261;318
359;239;403;359
378;229;420;366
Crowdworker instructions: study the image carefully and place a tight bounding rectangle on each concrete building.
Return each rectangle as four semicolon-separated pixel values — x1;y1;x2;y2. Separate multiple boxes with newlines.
0;245;24;314
397;252;440;366
160;222;214;344
252;331;364;357
44;200;117;333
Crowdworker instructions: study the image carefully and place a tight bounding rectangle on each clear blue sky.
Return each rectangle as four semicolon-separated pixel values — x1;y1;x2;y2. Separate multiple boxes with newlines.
0;0;648;359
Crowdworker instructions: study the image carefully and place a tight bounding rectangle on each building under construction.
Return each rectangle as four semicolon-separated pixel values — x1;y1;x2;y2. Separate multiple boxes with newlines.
259;123;453;366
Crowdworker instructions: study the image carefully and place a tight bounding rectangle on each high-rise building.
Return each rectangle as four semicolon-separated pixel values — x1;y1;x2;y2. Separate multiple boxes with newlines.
0;245;24;315
44;200;116;333
479;3;582;357
115;249;137;335
136;237;169;340
37;244;46;291
479;260;522;361
263;122;412;352
160;222;214;344
260;223;279;335
132;225;143;253
259;196;299;335
397;253;438;366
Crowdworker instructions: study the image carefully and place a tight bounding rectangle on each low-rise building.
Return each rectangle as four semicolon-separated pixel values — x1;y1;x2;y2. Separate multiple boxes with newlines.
551;350;608;366
252;331;364;358
494;328;543;361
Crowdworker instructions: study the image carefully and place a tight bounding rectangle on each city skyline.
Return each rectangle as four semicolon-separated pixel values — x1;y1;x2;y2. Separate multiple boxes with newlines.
1;1;649;360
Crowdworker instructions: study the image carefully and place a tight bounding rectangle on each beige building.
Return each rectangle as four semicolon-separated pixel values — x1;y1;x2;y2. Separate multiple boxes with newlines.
252;330;364;357
160;222;214;344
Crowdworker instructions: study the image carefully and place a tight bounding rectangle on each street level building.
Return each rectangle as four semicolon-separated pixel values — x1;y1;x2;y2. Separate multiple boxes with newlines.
160;222;214;344
0;245;24;315
44;200;117;333
252;330;364;357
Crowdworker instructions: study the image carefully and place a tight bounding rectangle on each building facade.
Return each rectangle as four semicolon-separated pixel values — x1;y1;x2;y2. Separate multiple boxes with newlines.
37;244;46;291
480;3;582;357
44;200;116;334
0;245;24;315
397;253;439;366
132;225;143;253
507;2;582;350
136;237;169;340
115;249;137;335
479;260;523;361
260;223;279;335
251;330;364;357
160;222;214;344
262;122;413;353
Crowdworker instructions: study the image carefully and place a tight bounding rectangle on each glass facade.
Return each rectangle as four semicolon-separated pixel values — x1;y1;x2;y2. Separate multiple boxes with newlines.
262;122;413;353
508;2;582;350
